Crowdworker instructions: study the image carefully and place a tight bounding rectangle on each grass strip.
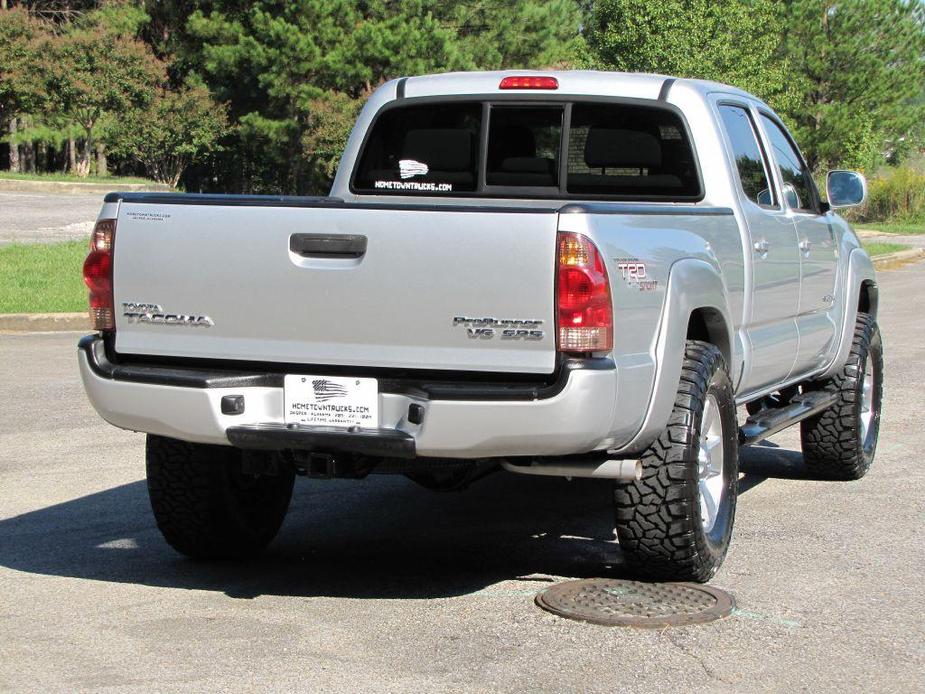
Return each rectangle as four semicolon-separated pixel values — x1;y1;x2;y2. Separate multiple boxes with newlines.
0;241;88;313
0;237;914;315
861;241;910;257
855;222;924;236
0;171;154;185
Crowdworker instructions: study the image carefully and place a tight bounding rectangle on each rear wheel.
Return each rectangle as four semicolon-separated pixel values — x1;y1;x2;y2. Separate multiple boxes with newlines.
614;341;739;582
146;435;295;559
800;313;883;480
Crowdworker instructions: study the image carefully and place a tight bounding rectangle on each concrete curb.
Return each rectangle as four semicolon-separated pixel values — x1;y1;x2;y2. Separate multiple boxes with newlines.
0;312;90;333
0;178;171;195
873;247;925;270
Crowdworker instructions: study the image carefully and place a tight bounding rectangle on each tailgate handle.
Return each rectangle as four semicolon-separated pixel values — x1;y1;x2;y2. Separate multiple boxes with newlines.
290;233;367;258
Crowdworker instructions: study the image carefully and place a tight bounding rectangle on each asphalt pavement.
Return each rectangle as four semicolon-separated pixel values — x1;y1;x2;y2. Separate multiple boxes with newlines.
1;262;923;692
0;191;100;244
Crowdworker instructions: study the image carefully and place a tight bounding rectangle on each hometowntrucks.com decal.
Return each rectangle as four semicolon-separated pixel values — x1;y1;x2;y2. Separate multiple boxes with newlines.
374;180;453;192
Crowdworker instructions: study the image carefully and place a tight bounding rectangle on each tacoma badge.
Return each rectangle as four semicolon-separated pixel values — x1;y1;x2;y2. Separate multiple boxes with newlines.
122;302;214;327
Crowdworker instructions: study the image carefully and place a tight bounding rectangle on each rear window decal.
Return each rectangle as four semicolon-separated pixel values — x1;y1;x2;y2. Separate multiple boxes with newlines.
399;159;429;179
374;181;453;192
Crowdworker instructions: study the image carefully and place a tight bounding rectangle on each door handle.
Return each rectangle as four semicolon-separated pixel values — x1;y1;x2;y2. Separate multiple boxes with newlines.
799;239;812;254
289;233;367;258
753;239;770;255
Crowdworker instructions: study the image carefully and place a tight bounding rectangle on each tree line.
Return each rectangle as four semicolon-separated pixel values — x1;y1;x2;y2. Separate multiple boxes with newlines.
1;0;923;194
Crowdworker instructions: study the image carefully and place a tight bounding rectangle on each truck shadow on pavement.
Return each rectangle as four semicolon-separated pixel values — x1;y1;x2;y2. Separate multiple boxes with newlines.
0;446;812;599
738;442;829;494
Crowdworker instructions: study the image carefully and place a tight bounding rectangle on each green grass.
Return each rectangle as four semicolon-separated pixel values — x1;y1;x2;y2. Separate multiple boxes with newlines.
862;240;909;257
0;171;154;185
854;221;925;236
0;241;88;313
0;236;913;315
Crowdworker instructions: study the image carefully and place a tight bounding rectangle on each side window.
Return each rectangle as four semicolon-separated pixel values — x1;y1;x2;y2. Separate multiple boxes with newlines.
759;114;816;213
718;105;775;207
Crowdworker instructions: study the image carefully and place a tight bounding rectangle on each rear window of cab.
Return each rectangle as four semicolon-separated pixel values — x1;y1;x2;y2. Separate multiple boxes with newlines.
351;100;702;201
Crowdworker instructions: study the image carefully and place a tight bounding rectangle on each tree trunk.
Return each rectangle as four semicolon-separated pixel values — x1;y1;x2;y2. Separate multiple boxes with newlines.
8;117;20;173
96;143;107;177
74;126;94;178
75;142;91;177
37;141;47;172
23;139;35;173
67;137;77;174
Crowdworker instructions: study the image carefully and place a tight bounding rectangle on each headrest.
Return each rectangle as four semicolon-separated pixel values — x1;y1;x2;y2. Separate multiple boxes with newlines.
497;126;537;158
499;157;553;174
584;128;662;169
402;129;472;171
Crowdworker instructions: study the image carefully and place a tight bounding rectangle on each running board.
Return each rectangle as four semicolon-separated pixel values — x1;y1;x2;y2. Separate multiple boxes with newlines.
739;391;839;446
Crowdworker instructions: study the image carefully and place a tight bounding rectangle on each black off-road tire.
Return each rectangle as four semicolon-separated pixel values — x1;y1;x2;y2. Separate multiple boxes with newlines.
800;313;883;480
146;435;295;559
614;341;739;582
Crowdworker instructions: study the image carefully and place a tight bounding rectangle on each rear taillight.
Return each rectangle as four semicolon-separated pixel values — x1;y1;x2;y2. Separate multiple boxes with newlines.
83;219;116;331
556;232;613;353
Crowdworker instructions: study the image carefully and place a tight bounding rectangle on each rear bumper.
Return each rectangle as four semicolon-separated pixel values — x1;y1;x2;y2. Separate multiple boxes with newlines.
78;336;618;458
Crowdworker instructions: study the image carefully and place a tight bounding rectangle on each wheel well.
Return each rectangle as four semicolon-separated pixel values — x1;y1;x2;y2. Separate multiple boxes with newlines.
858;281;878;318
687;308;732;368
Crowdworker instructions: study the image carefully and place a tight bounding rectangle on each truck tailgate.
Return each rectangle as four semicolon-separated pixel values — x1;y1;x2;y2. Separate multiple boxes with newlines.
112;202;559;374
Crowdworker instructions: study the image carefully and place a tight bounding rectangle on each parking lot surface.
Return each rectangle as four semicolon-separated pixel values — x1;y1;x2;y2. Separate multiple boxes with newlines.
1;262;923;692
0;191;100;244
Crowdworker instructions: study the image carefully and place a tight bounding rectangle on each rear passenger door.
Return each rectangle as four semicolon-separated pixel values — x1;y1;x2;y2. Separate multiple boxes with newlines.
716;103;801;393
758;113;839;375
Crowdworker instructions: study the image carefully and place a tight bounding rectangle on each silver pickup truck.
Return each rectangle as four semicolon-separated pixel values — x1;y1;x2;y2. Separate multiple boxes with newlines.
79;71;882;582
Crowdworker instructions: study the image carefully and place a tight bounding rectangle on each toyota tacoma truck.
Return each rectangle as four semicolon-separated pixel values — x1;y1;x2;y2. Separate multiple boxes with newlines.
78;71;883;582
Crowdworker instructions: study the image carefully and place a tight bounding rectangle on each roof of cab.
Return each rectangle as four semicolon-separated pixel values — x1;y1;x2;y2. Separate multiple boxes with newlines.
391;69;767;109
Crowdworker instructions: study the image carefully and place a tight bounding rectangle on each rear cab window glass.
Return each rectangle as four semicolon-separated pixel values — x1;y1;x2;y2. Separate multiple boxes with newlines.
718;105;775;207
486;106;562;188
353;102;481;194
566;103;700;198
351;99;702;200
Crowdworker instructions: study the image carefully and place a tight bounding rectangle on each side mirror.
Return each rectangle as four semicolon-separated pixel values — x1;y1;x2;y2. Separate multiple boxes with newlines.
826;170;867;208
782;183;801;210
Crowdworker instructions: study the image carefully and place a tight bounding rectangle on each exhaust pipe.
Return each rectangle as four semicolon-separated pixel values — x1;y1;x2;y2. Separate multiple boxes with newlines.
501;457;641;481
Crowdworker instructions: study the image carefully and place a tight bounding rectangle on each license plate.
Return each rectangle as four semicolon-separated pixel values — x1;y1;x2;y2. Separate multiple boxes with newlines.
284;375;378;428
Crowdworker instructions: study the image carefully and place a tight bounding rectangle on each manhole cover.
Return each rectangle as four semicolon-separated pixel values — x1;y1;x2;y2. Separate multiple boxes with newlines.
535;578;735;628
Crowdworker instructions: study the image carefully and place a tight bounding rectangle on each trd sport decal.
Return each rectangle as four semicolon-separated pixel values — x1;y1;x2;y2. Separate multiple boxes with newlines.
614;259;659;292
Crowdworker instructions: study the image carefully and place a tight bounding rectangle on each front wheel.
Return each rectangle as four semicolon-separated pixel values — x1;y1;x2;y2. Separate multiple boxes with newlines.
800;313;883;480
614;341;739;582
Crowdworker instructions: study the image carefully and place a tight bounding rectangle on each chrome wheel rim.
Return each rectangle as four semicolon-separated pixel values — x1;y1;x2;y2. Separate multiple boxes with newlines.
698;394;725;533
859;352;875;446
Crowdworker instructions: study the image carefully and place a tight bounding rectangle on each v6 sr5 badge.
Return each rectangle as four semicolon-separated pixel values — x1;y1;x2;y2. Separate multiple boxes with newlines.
453;316;545;340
